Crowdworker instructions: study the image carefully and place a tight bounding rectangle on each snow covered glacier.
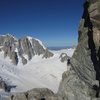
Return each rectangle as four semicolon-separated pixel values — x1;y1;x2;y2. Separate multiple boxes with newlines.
0;34;75;94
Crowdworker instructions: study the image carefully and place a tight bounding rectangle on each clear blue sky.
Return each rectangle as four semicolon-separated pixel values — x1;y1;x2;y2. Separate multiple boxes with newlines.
0;0;84;47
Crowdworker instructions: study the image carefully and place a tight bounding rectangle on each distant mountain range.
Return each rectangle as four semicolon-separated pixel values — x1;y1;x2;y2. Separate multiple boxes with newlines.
0;34;54;65
47;46;72;50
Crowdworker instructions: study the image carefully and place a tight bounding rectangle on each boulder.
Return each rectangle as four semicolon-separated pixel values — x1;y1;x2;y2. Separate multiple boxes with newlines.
26;88;54;100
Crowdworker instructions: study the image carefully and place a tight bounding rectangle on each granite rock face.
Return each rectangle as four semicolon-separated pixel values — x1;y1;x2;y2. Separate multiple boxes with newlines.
0;35;53;65
58;0;100;100
2;34;18;65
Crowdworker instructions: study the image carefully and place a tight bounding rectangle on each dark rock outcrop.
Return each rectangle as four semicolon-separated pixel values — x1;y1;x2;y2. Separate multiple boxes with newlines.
11;52;18;65
21;56;27;65
0;77;7;91
0;77;12;92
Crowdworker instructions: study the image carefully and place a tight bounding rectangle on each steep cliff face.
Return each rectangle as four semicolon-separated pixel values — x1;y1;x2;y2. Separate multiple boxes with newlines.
58;0;100;100
0;35;54;65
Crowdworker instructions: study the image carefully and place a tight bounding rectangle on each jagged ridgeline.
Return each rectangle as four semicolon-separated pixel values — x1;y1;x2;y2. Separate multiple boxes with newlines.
0;34;53;65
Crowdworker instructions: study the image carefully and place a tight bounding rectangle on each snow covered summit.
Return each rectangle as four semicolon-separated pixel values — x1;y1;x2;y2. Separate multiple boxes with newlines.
0;34;54;65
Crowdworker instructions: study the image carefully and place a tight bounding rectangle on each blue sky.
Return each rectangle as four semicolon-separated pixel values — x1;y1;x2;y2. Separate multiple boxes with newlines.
0;0;84;47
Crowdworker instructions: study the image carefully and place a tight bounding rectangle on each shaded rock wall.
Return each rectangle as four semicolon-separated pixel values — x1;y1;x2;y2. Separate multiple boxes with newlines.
58;0;100;100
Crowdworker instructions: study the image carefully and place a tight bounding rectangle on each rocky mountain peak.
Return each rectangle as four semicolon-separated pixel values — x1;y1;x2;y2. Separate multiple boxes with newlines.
0;34;54;65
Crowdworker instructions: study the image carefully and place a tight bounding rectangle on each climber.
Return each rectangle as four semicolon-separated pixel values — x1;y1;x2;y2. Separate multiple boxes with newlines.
67;59;70;66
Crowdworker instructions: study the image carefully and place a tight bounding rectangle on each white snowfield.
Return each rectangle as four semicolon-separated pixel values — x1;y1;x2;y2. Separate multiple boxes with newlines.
0;48;75;93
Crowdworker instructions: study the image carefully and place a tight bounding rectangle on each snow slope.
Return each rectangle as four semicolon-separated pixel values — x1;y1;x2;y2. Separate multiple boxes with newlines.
0;48;75;93
27;36;46;50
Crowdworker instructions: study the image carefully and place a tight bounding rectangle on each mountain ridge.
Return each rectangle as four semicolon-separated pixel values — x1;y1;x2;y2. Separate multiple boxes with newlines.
0;34;54;65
